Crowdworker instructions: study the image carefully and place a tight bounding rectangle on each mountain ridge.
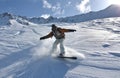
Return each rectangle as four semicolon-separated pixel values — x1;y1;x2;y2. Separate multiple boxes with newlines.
0;4;120;25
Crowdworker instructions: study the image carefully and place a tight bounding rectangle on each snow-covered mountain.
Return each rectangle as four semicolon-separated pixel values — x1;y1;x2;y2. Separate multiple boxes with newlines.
59;4;120;23
0;12;14;26
0;16;120;78
0;12;29;26
0;3;120;78
28;4;120;24
0;4;120;26
29;16;58;24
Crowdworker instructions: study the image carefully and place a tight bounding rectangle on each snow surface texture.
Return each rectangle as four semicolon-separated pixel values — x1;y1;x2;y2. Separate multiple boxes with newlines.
0;17;120;78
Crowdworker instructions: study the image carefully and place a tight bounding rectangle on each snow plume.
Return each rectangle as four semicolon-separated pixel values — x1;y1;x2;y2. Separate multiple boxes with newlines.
31;39;53;60
76;0;91;13
65;47;86;60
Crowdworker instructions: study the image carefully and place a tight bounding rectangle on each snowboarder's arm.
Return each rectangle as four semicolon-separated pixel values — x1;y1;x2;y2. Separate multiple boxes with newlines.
40;32;53;40
61;28;76;32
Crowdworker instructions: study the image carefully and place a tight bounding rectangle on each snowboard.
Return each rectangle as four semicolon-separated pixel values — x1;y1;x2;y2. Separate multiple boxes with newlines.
57;55;77;60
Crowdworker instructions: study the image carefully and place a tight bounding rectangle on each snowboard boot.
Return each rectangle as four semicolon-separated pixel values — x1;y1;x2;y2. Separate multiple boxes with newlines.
59;52;65;56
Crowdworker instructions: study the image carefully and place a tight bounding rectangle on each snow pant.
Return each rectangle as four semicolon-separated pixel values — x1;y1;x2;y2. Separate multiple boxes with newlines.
52;38;65;54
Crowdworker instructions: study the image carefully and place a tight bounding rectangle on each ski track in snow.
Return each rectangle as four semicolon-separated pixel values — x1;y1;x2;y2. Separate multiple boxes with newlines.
0;18;120;78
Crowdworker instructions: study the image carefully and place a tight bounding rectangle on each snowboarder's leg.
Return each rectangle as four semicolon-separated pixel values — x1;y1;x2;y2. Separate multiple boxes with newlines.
51;39;60;53
59;39;65;56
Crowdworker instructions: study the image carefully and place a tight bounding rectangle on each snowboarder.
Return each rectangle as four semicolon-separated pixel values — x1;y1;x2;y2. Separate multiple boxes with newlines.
40;24;76;56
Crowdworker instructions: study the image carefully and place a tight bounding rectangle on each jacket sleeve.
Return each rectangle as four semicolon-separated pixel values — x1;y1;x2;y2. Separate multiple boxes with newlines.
61;28;76;32
40;32;53;40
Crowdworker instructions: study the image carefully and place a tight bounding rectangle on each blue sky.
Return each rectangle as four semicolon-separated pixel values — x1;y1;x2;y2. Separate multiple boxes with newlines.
0;0;119;18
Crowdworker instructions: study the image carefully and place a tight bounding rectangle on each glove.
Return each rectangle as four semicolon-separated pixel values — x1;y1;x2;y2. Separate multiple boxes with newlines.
73;30;76;32
40;37;45;40
69;29;76;32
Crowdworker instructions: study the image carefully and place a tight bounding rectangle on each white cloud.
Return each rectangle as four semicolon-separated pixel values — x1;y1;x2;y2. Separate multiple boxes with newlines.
52;3;60;11
52;3;64;15
68;2;71;5
53;9;64;16
42;0;64;16
76;0;91;13
65;1;72;7
41;14;50;19
43;0;52;8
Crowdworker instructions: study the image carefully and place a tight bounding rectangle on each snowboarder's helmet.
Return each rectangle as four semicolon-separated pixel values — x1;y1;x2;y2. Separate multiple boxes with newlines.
51;24;57;31
51;24;56;28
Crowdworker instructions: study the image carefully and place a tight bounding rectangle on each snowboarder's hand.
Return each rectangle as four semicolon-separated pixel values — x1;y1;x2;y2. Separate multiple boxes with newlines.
73;30;76;32
40;37;45;40
69;29;76;32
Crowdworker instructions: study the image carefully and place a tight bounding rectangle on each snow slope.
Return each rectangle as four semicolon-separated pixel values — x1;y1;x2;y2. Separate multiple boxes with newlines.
0;17;120;78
